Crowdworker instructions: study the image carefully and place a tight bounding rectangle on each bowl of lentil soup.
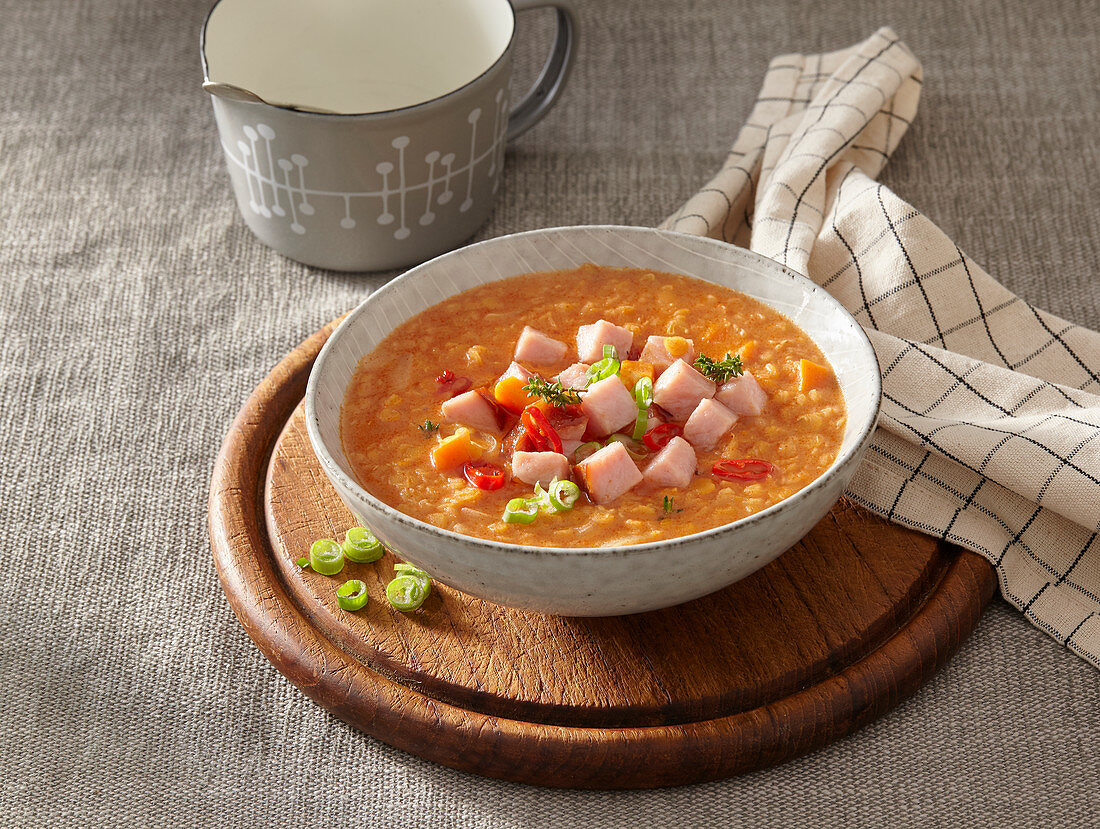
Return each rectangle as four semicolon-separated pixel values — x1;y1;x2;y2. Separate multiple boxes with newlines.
305;226;880;615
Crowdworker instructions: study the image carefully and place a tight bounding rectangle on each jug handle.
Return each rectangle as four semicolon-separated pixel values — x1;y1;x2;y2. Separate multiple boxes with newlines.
507;0;578;141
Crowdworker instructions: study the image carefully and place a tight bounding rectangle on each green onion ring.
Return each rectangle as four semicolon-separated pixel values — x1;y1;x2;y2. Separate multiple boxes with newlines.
632;376;654;440
573;441;601;463
586;357;621;384
394;562;430;580
503;497;539;524
343;526;385;563
531;482;552;512
548;479;581;512
605;433;649;461
386;575;430;611
296;556;310;569
586;345;622;385
631;407;649;441
336;579;369;611
308;539;345;575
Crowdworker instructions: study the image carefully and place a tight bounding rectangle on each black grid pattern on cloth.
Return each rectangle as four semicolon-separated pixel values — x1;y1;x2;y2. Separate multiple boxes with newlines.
663;27;1100;669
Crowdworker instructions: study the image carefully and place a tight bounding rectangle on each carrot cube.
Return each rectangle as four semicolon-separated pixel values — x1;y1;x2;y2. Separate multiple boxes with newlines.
798;358;831;392
429;428;482;470
493;375;537;414
619;361;655;392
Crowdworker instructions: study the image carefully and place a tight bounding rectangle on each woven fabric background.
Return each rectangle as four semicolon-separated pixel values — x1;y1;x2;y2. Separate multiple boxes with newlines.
665;27;1100;667
2;0;1098;826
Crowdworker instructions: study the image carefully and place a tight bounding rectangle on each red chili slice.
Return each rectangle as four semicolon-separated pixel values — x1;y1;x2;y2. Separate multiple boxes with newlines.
435;370;472;398
463;460;506;490
642;422;683;451
712;458;774;481
520;405;564;454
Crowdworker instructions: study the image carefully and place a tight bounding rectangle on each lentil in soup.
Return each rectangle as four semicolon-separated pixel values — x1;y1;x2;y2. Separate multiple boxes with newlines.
341;265;846;547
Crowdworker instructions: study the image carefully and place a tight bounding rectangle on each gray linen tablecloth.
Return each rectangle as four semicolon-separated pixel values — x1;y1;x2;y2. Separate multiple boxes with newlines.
3;0;1098;826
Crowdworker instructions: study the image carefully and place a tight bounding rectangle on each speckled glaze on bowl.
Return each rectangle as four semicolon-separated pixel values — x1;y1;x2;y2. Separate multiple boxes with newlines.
304;226;881;616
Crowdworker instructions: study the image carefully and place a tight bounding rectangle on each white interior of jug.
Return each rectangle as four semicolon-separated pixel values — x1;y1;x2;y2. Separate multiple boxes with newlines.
203;0;515;114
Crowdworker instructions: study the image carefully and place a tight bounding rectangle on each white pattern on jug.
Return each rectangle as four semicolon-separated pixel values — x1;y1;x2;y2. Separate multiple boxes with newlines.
220;97;506;240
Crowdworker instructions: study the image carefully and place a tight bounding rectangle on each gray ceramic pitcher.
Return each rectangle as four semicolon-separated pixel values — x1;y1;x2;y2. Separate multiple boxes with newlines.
201;0;577;271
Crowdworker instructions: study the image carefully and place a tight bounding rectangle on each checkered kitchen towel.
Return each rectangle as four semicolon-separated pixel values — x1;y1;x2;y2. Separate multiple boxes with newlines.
664;27;1100;668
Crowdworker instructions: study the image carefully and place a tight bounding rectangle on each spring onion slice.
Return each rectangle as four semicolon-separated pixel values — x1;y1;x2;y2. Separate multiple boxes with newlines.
531;482;552;512
605;433;649;461
296;556;310;569
342;526;384;563
586;344;622;385
631;408;648;440
308;539;345;575
548;479;581;511
503;497;539;524
394;562;430;580
386;575;430;611
336;579;369;611
631;376;654;440
573;441;601;463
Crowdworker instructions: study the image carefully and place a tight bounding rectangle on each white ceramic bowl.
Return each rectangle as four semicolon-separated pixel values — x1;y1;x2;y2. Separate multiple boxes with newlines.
305;226;880;616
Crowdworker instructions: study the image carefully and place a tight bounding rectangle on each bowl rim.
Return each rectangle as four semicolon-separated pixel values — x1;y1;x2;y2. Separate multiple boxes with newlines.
305;224;882;557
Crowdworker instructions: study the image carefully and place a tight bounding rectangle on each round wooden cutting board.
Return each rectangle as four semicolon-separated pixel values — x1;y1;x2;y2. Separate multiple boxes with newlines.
209;320;995;789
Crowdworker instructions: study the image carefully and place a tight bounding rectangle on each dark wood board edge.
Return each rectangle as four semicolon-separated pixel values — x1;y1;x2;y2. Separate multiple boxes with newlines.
208;322;995;789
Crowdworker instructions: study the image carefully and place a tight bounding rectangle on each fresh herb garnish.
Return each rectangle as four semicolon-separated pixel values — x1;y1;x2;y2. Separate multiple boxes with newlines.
693;352;744;383
522;376;583;407
659;495;684;520
418;419;439;436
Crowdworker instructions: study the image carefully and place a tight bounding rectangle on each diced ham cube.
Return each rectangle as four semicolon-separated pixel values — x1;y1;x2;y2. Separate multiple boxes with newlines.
643;436;697;488
546;408;588;441
440;389;507;434
554;360;589;389
574;442;643;504
652;359;715;421
511;451;571;487
514;326;567;365
497;361;534;385
556;362;591;389
579;375;637;437
715;371;768;416
682;398;738;450
576;320;633;363
640;336;696;372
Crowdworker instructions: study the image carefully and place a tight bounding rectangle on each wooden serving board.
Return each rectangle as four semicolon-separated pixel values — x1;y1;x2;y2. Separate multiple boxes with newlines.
209;320;996;789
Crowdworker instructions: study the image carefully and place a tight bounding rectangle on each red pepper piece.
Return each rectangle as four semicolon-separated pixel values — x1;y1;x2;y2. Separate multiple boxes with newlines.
520;405;564;454
503;424;535;456
435;369;472;398
463;460;506;491
642;422;683;451
712;458;774;481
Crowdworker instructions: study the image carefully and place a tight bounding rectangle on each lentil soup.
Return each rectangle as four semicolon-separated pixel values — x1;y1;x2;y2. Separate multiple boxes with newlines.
341;265;846;547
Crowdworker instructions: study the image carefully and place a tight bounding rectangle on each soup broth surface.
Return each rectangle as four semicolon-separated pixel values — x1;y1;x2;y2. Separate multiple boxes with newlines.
341;265;846;547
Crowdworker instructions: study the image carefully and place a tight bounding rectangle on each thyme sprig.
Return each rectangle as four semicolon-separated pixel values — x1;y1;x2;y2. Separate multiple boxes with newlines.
658;495;684;520
693;352;744;384
522;376;583;407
